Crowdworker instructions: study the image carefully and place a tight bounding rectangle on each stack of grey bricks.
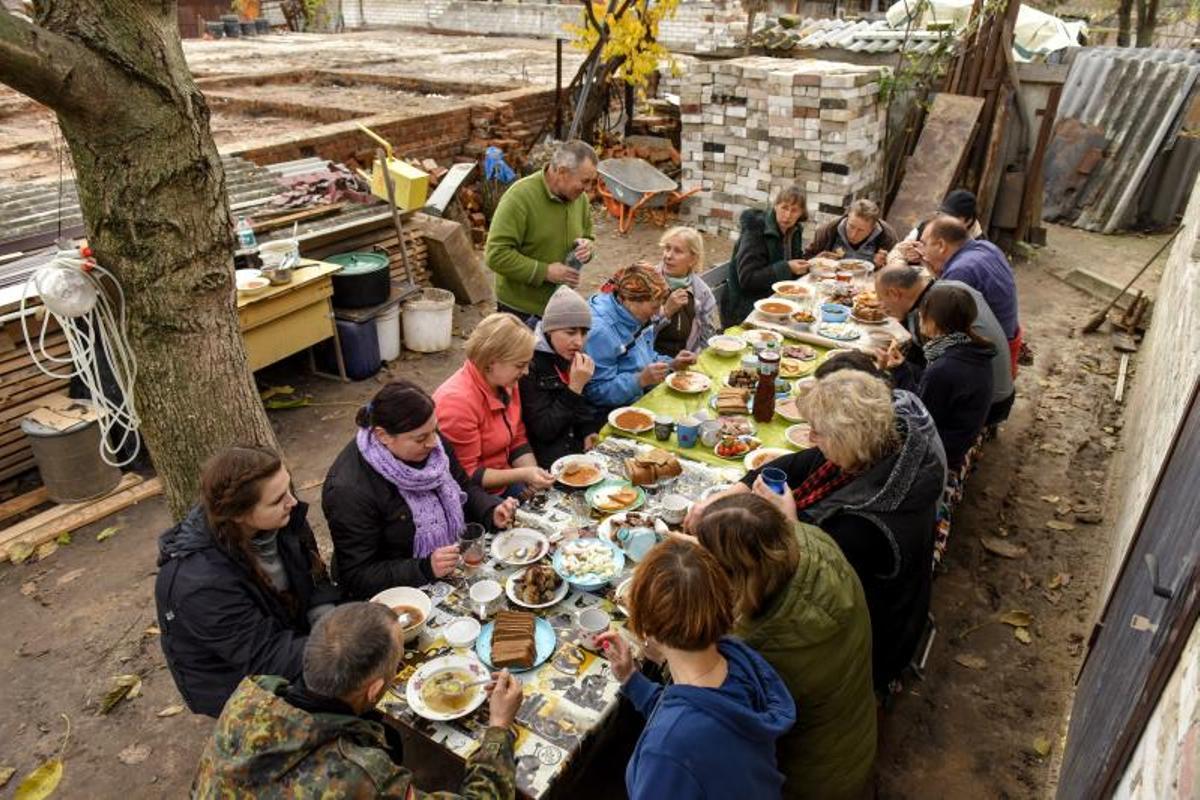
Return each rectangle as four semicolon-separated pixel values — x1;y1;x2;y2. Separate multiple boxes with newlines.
679;57;889;239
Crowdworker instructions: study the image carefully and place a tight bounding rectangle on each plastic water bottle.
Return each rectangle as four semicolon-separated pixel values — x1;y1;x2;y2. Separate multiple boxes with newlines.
235;217;257;249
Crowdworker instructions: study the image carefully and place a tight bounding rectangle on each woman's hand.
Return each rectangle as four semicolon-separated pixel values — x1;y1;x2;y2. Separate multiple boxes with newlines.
663;287;690;317
670;351;697;371
751;476;798;522
583;433;599;451
597;630;636;683
875;341;905;370
639;362;670;388
487;670;524;728
522;466;555;491
492;497;519;529
787;259;809;276
430;544;460;578
568;352;595;394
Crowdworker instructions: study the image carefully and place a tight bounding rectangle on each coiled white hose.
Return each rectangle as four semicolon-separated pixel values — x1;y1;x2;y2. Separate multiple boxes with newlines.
20;247;140;467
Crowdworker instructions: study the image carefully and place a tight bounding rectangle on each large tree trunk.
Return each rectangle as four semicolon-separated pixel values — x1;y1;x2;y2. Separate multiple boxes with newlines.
1134;0;1158;46
1117;0;1134;45
0;2;278;518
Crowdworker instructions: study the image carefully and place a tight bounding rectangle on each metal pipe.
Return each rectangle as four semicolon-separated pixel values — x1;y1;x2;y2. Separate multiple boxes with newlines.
555;38;564;140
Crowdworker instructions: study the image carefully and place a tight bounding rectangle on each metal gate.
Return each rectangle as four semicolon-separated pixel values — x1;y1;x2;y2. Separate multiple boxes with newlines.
1058;377;1200;798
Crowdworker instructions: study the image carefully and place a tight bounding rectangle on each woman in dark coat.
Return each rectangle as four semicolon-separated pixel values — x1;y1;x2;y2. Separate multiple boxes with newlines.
322;380;518;600
720;185;808;328
519;285;604;468
885;283;995;471
155;446;340;717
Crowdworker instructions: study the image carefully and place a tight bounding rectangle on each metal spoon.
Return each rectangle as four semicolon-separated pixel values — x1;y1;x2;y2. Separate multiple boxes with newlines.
437;676;490;696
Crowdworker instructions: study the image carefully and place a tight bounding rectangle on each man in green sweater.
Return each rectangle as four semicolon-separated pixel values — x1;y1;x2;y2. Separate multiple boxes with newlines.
485;140;597;320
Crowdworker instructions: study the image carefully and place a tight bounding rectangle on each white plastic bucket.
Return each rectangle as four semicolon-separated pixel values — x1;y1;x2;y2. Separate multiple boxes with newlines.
376;304;401;362
402;288;455;353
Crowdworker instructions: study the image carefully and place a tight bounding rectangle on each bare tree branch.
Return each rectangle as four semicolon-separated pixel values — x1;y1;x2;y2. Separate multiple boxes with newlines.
0;7;109;120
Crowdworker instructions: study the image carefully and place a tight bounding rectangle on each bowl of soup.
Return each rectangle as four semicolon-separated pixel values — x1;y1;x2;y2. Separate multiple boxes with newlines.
754;297;802;322
370;586;433;643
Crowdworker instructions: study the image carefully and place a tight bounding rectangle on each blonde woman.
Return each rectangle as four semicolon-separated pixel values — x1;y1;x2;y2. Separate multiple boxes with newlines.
689;370;946;691
433;313;554;496
653;226;721;357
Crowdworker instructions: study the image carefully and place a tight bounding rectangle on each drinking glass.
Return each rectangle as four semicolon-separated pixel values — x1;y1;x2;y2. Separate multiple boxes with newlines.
458;523;486;572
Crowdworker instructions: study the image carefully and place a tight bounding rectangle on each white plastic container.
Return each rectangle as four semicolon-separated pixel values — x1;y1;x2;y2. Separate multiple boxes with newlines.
402;288;455;353
375;304;401;362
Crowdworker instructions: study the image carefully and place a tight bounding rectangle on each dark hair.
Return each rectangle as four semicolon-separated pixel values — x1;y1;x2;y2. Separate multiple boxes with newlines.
357;380;435;434
627;538;733;650
773;184;809;221
926;216;970;247
303;602;401;698
815;349;889;381
920;284;991;347
695;495;800;621
939;189;977;223
200;445;306;617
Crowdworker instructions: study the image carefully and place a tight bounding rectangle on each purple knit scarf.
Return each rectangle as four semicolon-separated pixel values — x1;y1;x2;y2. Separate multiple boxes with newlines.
356;428;467;558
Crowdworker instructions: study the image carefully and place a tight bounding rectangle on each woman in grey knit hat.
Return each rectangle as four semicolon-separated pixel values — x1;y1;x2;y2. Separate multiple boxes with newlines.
518;286;605;468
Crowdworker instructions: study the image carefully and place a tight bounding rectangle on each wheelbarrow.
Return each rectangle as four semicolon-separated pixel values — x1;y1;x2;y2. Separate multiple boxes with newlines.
596;158;702;234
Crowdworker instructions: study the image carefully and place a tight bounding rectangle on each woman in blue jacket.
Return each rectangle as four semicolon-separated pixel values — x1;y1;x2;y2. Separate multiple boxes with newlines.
598;539;796;800
583;263;697;413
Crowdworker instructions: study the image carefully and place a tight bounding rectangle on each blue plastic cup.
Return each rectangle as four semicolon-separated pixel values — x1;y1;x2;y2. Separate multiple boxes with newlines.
676;416;700;449
762;467;788;495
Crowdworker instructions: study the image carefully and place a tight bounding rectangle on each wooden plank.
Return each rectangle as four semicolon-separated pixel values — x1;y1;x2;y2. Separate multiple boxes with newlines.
0;474;156;560
0;485;48;525
977;86;1013;234
249;203;346;236
0;456;35;483
886;93;986;236
1016;83;1063;243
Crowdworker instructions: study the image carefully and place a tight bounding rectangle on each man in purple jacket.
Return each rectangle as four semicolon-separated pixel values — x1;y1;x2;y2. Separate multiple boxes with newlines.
920;216;1022;376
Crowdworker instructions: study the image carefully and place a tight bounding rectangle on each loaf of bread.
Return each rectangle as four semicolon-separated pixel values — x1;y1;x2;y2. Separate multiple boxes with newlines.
491;611;536;669
626;449;683;486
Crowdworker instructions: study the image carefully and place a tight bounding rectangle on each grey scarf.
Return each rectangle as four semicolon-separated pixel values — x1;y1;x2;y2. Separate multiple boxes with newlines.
923;332;974;364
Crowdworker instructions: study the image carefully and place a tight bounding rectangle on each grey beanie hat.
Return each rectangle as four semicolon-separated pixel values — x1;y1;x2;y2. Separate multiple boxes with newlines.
541;285;592;332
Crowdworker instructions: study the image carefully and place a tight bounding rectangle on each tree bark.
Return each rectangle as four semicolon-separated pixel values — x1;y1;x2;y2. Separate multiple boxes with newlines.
1117;0;1134;45
0;2;278;518
1134;0;1158;46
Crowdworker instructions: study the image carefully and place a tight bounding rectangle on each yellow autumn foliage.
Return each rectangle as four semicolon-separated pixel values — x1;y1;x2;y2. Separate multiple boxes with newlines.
564;0;680;88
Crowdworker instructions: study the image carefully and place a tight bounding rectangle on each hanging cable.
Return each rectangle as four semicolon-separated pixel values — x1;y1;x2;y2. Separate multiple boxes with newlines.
20;246;141;467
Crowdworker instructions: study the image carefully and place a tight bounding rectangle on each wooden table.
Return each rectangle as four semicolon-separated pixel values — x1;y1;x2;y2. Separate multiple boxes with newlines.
236;260;347;380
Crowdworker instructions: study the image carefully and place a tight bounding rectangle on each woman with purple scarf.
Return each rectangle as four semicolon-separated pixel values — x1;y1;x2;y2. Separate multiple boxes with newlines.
322;380;519;600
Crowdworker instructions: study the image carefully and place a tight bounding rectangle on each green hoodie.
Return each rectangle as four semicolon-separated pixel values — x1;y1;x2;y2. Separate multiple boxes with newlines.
192;676;516;799
484;169;594;317
737;523;878;800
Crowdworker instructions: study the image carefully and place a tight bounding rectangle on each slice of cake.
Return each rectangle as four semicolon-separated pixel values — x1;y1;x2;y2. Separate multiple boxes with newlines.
491;611;537;669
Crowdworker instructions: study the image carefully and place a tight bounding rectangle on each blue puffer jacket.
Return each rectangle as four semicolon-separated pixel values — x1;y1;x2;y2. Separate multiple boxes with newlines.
582;291;670;412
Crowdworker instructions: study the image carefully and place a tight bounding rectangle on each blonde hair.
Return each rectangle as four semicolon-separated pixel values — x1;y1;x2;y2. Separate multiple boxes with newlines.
801;370;898;471
659;226;705;274
464;313;536;371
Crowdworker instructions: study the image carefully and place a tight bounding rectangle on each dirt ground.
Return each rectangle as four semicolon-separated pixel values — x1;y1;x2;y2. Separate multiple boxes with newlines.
0;31;582;188
0;219;1166;798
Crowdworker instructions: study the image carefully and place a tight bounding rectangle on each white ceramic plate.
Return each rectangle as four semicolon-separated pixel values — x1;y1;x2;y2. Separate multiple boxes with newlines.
776;397;804;423
740;329;784;348
754;297;803;320
744;447;790;472
505;567;570;609
405;655;490;721
490;528;549;566
785;423;814;449
598;512;670;562
817;322;861;341
850;311;887;326
549;454;607;488
771;280;811;299
707;334;745;356
665;371;712;394
608;406;654;434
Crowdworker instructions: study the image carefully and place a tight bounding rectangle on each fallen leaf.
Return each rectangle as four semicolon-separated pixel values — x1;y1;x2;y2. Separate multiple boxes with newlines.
55;532;71;546
1014;627;1033;644
1018;571;1034;591
156;705;185;718
0;766;14;788
1000;610;1034;628
13;758;62;800
259;385;295;401
954;654;988;670
1032;736;1052;757
34;541;57;561
116;744;150;766
98;675;141;715
20;581;37;597
980;536;1028;559
1039;495;1060;504
95;526;120;543
8;542;34;564
143;625;160;637
1046;520;1076;532
56;568;86;586
1048;572;1072;590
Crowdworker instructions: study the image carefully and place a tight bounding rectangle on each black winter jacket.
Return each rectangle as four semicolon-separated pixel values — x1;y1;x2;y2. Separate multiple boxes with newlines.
321;435;500;600
894;340;995;471
518;336;604;468
155;502;338;717
720;208;805;328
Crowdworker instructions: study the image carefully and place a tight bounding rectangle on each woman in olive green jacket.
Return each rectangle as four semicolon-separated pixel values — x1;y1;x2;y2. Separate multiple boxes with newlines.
694;493;876;799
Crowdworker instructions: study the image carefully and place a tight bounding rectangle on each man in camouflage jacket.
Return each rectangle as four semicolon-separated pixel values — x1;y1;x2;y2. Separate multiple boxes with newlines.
192;603;521;799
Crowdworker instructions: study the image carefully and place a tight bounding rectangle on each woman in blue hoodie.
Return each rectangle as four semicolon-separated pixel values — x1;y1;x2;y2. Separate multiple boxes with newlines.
583;263;697;413
597;539;796;800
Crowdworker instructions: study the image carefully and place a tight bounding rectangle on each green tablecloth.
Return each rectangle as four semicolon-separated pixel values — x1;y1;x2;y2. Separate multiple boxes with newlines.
599;327;834;469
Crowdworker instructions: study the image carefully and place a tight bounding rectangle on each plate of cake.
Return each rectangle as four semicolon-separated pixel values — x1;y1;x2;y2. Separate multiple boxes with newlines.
476;610;555;672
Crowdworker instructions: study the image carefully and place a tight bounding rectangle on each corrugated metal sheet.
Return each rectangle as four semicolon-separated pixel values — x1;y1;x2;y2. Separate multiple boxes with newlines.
1047;47;1200;232
790;18;948;54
